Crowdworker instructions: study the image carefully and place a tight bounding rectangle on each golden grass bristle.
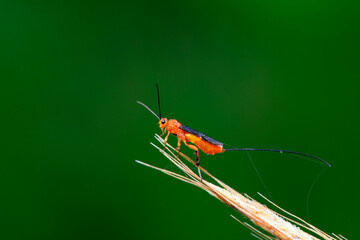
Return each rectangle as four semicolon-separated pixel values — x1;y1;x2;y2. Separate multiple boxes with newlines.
136;134;344;240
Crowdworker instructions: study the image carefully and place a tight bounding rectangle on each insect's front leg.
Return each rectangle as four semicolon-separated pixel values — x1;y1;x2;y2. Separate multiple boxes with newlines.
163;131;170;151
160;128;166;137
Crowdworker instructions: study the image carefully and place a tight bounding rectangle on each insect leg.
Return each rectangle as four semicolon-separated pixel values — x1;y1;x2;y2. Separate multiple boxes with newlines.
176;132;187;157
176;137;182;156
160;128;166;137
183;142;202;181
163;131;170;151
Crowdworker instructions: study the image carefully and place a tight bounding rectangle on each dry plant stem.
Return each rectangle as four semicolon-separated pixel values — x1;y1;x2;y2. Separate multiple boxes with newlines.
136;134;343;240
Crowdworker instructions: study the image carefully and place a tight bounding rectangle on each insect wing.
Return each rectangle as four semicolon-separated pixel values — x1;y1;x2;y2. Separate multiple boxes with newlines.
179;125;223;147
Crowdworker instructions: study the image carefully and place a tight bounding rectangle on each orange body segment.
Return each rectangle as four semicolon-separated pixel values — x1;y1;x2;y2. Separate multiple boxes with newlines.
185;133;224;155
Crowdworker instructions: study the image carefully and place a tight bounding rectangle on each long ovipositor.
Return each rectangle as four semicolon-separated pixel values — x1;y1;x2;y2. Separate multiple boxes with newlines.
137;84;331;180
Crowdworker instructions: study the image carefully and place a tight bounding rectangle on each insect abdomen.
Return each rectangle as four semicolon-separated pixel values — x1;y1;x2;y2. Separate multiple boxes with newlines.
185;133;223;155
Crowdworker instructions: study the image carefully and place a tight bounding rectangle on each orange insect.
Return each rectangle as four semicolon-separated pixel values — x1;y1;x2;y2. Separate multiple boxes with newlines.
137;84;330;180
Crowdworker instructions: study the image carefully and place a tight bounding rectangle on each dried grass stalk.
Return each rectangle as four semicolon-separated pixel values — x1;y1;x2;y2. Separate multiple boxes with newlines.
136;134;345;240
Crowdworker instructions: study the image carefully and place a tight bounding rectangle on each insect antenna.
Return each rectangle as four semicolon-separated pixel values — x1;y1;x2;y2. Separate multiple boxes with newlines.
223;148;331;167
136;101;160;120
156;83;162;119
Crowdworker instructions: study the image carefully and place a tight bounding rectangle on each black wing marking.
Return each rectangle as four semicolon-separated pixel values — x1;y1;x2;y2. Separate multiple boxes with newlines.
179;124;223;147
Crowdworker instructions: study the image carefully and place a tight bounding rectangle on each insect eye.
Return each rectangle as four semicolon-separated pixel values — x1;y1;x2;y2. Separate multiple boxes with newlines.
161;119;166;124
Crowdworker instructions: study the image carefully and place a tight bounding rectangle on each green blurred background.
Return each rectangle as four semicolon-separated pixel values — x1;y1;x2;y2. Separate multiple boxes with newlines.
1;0;359;239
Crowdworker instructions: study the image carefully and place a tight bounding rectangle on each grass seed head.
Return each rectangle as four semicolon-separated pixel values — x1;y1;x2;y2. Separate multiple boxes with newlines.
136;134;344;240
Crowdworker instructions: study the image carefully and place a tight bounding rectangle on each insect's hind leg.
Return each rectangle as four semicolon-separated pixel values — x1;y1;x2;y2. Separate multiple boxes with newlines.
195;151;202;181
183;142;202;181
